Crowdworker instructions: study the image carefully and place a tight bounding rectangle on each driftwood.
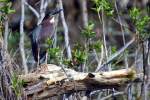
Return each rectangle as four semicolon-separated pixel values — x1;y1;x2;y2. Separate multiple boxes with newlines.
20;64;141;99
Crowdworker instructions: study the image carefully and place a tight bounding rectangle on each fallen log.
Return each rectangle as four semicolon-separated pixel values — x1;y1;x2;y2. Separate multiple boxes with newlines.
19;64;142;99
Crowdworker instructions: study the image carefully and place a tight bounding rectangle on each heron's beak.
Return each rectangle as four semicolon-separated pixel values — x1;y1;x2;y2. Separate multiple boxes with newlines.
50;8;63;15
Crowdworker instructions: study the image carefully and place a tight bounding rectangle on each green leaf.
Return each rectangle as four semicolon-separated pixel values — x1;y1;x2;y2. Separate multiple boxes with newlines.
7;9;15;14
73;49;87;64
111;46;117;54
81;21;96;38
0;0;10;2
48;47;61;59
92;0;114;16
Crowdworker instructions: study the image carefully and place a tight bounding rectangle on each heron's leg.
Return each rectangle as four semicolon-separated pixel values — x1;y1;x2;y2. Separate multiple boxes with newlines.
37;48;40;67
45;51;48;64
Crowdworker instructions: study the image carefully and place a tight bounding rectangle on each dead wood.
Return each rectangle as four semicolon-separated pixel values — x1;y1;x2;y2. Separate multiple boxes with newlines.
19;64;142;99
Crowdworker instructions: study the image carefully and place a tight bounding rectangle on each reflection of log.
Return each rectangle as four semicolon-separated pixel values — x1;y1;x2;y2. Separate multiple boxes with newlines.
20;64;141;99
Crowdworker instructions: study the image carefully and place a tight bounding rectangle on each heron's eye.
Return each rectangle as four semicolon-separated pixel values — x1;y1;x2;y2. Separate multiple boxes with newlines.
49;17;55;23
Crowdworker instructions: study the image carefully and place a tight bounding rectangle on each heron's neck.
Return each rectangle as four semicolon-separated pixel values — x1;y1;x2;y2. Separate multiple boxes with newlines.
42;18;52;26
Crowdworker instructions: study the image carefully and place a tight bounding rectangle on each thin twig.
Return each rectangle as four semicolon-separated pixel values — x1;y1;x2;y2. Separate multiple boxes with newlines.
37;0;48;25
53;14;59;48
93;49;99;64
115;1;128;69
100;92;124;100
97;45;104;68
24;1;40;18
95;37;135;72
102;9;109;69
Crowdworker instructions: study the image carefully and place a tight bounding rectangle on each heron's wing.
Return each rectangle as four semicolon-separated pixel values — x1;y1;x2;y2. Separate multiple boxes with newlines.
31;25;42;43
30;25;42;62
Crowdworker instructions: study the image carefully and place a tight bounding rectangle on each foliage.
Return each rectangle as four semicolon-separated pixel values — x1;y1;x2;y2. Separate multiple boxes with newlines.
63;43;88;67
0;3;15;14
11;73;24;97
129;7;150;40
129;8;141;22
46;38;61;63
46;38;53;45
0;0;11;2
111;46;117;54
72;48;88;65
89;40;102;52
80;21;95;59
8;32;20;51
92;0;114;16
48;47;61;59
81;22;96;38
0;0;15;16
63;21;102;70
63;58;73;68
0;0;15;45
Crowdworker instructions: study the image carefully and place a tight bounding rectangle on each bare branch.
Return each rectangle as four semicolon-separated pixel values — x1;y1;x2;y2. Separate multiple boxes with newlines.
3;17;8;51
96;37;135;72
40;0;44;14
24;1;40;18
80;0;88;27
100;92;124;100
44;0;50;9
20;0;28;74
102;10;108;70
58;0;72;59
115;1;128;69
37;0;48;25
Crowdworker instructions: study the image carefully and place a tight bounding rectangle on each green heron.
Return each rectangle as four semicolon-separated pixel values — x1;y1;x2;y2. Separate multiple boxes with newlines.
30;8;62;65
